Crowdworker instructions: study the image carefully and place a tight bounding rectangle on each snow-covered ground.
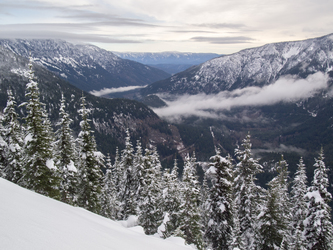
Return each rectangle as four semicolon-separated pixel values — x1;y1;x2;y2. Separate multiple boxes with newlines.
0;178;192;250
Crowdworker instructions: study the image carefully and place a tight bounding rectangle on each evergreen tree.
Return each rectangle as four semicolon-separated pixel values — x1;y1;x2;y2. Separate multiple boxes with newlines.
112;147;124;220
176;152;204;250
304;148;333;250
138;146;163;235
76;94;104;213
119;128;136;219
100;153;120;219
1;89;24;184
258;156;291;249
55;94;78;205
21;58;59;198
234;133;264;249
162;159;182;238
290;157;308;250
206;150;234;250
200;174;210;248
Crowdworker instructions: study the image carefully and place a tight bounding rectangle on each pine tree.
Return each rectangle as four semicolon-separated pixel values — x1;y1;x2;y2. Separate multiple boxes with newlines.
55;94;78;205
290;157;308;250
234;133;264;249
200;174;210;248
21;58;59;198
119;128;137;219
76;94;104;213
138;146;163;235
304;148;333;250
258;156;291;249
1;89;24;184
206;150;234;250
176;152;204;250
162;159;182;238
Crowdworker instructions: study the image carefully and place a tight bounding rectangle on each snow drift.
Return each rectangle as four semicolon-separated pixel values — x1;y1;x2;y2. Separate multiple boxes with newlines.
0;178;191;250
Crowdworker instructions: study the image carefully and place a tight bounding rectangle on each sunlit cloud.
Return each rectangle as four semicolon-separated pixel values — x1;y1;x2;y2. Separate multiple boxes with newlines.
90;85;147;97
153;72;328;122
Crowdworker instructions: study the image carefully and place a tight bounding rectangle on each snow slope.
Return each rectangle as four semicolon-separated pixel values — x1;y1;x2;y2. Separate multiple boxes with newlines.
0;178;191;250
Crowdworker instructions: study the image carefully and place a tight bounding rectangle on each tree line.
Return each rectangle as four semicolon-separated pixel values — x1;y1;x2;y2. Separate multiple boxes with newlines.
0;58;332;250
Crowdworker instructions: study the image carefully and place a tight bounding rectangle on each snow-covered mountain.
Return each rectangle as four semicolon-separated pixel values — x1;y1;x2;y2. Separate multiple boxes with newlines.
143;34;333;95
0;39;170;92
0;178;192;250
114;51;220;75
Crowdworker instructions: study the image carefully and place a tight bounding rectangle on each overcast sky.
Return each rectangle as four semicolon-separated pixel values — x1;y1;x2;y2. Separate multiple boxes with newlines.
0;0;332;53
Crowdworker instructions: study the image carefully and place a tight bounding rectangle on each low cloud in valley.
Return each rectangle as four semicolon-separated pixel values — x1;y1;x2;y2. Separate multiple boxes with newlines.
153;72;328;121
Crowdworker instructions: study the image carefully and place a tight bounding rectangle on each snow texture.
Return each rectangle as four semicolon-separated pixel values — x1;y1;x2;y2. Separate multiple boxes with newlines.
0;178;192;250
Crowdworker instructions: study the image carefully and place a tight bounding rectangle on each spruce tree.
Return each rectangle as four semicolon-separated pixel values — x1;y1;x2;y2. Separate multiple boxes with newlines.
1;89;24;184
55;94;78;205
206;150;234;250
100;153;120;219
234;133;264;249
290;157;308;250
21;58;59;198
162;159;182;238
176;152;204;250
258;156;291;249
76;94;104;213
119;128;136;219
304;148;333;250
138;146;163;235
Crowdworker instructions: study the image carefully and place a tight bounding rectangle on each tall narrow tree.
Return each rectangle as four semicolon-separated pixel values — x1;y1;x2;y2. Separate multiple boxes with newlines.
234;133;264;249
290;157;308;250
304;148;333;250
21;58;59;198
176;152;204;250
55;94;78;205
76;94;104;213
206;150;234;250
1;89;24;184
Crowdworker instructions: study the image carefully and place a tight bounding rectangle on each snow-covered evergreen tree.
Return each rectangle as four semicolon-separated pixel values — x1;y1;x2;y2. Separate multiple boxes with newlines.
176;152;204;250
76;94;104;213
119;129;137;219
21;58;59;199
162;159;182;238
200;174;210;248
234;133;264;249
258;156;291;249
138;146;163;235
134;140;144;204
205;150;234;250
1;89;24;184
304;148;333;250
290;157;308;250
55;94;78;205
100;153;120;219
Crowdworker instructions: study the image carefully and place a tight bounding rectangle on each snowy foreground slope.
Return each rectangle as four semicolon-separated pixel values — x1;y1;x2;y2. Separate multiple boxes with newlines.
0;178;192;250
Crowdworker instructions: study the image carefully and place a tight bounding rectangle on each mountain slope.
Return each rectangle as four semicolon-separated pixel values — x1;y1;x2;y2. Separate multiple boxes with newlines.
0;39;170;92
0;178;191;250
143;34;333;95
114;51;220;75
0;46;183;160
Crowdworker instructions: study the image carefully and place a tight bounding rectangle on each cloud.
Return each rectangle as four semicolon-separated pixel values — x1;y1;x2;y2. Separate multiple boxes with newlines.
90;85;147;97
191;36;255;44
153;72;328;121
252;144;307;156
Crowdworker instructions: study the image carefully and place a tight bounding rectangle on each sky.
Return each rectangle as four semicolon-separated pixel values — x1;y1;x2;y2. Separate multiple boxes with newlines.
0;177;193;250
0;0;332;54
